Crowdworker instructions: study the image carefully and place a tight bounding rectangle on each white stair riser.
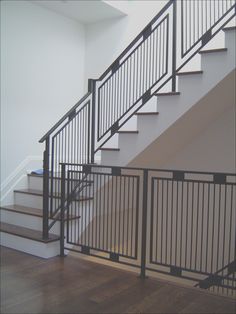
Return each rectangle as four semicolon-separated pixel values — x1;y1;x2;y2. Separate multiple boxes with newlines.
0;209;60;234
101;150;121;166
28;176;43;190
225;29;236;60
138;96;157;113
14;192;43;209
28;176;94;195
0;233;60;258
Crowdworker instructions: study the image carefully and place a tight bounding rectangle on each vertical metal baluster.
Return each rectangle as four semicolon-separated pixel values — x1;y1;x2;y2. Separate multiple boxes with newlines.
165;180;169;264
122;176;126;256
180;181;184;268
118;174;122;254
42;137;50;239
222;185;227;276
114;175;118;253
131;176;134;257
216;185;222;272
150;178;155;263
200;183;205;272
161;179;164;264
60;164;66;257
175;181;179;265
194;183;200;270
185;182;189;268
126;176;130;256
140;169;148;278
135;176;140;259
110;175;114;252
106;175;110;251
155;179;160;263
211;185;216;273
190;182;194;269
205;184;210;273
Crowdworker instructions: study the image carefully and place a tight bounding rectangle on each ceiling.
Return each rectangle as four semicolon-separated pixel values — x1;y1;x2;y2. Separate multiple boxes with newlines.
32;0;127;24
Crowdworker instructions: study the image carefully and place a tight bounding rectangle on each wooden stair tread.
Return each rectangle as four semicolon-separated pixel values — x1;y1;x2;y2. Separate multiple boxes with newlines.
199;48;227;54
177;70;203;76
155;92;180;96
117;130;139;134
14;189;93;201
99;148;120;151
0;204;42;217
135;112;159;115
0;222;60;243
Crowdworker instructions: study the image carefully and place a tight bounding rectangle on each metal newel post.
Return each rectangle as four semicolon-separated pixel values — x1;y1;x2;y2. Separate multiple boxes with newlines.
60;163;66;257
88;78;96;164
172;0;177;92
140;169;148;279
42;137;49;240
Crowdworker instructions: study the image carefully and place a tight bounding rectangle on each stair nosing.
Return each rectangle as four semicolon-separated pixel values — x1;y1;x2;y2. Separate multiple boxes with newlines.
177;70;203;76
99;148;120;151
117;130;139;134
135;112;159;116
0;222;60;243
0;205;42;217
155;92;181;96
199;48;227;54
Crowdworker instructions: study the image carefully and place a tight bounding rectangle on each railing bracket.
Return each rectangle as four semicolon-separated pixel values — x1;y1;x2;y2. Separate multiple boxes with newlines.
110;253;119;262
170;266;182;277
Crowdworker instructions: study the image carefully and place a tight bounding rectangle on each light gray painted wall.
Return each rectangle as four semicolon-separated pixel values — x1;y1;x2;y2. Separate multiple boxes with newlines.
85;1;167;82
1;1;86;185
164;105;235;173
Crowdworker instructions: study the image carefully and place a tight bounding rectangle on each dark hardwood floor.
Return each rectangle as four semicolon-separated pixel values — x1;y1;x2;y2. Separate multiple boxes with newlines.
1;246;235;314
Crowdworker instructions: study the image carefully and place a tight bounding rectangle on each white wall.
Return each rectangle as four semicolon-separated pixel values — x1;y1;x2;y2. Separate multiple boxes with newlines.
85;0;167;81
0;1;86;186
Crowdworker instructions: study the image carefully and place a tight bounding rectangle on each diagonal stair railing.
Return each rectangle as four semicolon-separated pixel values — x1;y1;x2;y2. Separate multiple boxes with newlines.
39;0;236;239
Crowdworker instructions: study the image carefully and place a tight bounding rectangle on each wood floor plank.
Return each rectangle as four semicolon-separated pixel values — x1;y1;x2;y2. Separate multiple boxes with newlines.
1;247;235;314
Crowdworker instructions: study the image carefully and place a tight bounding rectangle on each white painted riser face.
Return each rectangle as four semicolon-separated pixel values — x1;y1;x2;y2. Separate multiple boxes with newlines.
0;210;60;234
101;30;236;166
28;176;43;190
14;191;92;213
14;192;43;209
0;233;60;259
28;176;94;195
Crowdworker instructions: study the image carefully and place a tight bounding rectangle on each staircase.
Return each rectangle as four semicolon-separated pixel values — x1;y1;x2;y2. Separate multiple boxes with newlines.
100;28;235;166
0;173;92;258
0;1;235;297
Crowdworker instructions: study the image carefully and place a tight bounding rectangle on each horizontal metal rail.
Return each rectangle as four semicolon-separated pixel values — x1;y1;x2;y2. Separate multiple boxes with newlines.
59;163;236;296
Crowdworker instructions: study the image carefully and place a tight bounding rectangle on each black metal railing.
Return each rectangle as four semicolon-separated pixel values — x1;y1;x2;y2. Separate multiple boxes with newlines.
59;164;236;296
39;0;236;237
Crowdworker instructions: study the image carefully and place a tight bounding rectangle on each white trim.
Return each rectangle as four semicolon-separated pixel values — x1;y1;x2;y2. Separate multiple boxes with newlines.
0;156;42;205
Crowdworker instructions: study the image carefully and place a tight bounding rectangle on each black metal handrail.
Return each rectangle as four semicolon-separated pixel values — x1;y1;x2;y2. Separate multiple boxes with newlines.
39;0;236;238
39;91;91;143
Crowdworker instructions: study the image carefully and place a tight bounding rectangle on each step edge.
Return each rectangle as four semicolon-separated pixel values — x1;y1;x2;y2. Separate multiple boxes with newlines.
199;48;227;54
0;205;42;217
0;223;60;243
177;70;203;76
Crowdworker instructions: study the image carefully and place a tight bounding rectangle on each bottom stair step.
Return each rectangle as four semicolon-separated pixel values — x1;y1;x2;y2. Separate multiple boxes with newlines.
0;222;59;243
